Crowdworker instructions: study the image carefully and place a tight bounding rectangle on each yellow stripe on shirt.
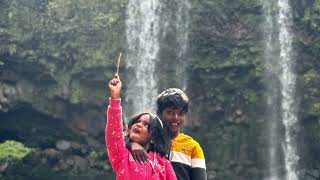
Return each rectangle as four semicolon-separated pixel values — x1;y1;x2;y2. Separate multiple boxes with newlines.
170;133;206;169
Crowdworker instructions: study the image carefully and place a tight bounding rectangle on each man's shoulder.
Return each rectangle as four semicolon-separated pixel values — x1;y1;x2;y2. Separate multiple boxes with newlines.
173;133;204;154
176;133;201;146
172;133;206;161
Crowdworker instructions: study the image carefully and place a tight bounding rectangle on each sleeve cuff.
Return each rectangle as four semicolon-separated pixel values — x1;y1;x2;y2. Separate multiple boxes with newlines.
109;97;121;108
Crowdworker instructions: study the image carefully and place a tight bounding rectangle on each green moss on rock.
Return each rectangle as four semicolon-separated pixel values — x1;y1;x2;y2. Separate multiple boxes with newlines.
0;140;33;159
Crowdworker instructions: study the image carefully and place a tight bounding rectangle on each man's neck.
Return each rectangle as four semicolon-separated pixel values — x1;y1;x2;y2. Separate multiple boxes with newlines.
171;131;180;139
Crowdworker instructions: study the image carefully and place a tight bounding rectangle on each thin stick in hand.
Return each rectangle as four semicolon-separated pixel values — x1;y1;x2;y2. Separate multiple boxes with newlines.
116;52;122;76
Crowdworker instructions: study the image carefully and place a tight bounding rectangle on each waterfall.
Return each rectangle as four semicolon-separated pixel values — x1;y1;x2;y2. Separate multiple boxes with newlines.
175;0;191;90
278;0;299;179
262;1;281;179
262;0;299;179
125;0;161;115
125;0;191;116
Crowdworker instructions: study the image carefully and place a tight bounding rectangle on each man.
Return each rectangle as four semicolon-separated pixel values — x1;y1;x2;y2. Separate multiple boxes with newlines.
130;88;207;180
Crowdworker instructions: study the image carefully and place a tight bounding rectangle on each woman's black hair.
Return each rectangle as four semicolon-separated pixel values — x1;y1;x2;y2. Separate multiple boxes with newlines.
125;112;171;158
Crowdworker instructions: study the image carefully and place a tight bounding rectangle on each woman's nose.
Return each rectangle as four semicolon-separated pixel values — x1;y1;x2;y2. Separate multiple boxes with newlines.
136;122;142;127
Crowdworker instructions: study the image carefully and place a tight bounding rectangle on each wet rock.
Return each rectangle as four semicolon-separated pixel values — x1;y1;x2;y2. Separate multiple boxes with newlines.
56;140;71;151
86;137;101;149
72;155;88;172
58;159;69;170
235;109;243;116
0;83;19;112
0;161;8;172
207;170;217;179
66;158;74;166
103;163;111;171
43;148;62;164
70;141;81;150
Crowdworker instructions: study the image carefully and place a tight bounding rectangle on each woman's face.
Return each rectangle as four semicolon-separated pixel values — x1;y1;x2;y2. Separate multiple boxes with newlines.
129;114;152;147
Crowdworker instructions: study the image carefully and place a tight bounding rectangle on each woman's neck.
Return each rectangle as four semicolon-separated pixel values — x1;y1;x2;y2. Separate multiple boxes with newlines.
142;143;150;150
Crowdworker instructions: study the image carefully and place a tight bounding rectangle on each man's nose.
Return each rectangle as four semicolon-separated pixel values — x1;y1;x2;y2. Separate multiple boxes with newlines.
172;113;178;119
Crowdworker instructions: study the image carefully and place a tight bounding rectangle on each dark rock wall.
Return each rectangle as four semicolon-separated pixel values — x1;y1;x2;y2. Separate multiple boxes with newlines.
0;0;319;179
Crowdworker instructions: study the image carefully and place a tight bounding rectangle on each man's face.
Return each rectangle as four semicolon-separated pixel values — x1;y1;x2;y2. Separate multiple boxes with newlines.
158;107;186;137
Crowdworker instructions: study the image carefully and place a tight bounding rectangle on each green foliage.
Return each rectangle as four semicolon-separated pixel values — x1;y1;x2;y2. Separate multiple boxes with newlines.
89;151;98;159
70;80;82;104
1;0;126;75
240;14;263;28
302;1;320;31
312;103;320;113
0;140;33;159
229;48;250;63
304;70;319;84
243;89;258;104
93;12;119;28
237;0;262;8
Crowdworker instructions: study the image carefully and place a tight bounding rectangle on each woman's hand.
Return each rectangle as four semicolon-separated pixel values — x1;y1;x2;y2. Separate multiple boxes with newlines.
108;74;122;99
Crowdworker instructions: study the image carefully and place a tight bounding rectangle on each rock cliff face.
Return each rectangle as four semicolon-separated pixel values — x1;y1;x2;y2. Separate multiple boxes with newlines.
0;0;319;179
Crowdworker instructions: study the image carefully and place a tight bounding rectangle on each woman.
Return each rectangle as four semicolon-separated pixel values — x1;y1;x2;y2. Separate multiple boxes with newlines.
106;74;177;180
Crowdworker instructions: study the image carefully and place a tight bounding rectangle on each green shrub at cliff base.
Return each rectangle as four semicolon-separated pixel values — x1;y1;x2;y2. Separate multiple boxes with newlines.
0;140;33;159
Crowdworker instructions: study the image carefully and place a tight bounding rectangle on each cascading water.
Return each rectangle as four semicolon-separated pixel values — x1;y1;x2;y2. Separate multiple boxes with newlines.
125;0;191;116
261;1;282;179
175;0;191;90
262;0;299;179
125;0;161;115
278;0;299;179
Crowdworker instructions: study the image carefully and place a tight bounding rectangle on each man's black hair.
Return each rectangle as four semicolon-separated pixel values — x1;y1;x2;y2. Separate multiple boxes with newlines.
156;88;189;113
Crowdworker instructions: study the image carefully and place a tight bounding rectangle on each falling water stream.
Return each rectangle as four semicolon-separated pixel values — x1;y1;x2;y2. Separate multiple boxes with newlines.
125;0;190;116
278;0;299;179
262;0;299;179
125;0;161;115
262;1;281;179
175;0;191;90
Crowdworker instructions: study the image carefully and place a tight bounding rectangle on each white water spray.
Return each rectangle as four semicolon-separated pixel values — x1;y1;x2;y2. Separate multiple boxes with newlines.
125;0;191;115
278;0;299;179
262;0;299;179
176;0;191;90
125;0;161;114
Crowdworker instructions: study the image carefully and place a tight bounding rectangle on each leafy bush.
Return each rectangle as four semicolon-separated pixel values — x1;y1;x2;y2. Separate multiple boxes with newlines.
0;140;33;159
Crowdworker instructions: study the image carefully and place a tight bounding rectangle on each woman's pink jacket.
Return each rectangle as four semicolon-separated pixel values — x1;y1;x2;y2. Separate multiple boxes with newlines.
106;98;177;180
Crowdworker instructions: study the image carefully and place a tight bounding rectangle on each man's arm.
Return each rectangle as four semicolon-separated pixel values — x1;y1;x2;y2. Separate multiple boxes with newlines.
127;142;149;162
191;168;207;180
190;143;207;180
